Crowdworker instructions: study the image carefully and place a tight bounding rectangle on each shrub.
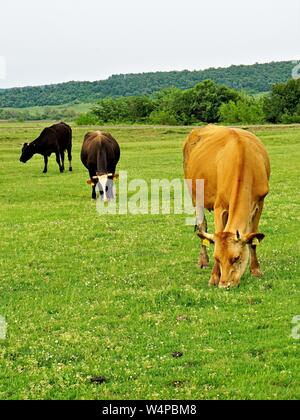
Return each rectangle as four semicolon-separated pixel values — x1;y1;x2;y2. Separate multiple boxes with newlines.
280;113;300;124
263;79;300;123
75;113;99;126
220;95;265;124
148;110;178;125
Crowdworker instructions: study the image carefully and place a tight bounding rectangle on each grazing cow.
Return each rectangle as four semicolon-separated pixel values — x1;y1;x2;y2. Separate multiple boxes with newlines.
20;122;72;173
184;125;270;288
81;131;120;200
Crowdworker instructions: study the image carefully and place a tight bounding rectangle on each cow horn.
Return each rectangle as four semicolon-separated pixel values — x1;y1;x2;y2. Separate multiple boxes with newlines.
197;229;214;243
203;232;214;241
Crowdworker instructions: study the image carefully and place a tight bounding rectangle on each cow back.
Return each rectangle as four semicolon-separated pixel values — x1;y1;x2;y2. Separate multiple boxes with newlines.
184;125;270;209
81;131;120;174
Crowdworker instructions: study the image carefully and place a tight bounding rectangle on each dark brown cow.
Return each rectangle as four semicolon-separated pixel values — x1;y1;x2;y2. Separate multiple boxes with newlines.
81;131;120;200
20;122;72;173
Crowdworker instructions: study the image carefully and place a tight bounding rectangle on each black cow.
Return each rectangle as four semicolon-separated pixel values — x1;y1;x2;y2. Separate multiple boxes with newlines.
81;131;120;200
20;122;72;173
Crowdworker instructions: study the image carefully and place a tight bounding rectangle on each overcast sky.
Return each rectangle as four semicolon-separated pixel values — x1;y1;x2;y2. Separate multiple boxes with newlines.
0;0;299;88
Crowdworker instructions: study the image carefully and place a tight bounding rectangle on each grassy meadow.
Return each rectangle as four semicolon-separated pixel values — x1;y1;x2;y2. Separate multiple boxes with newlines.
0;121;299;400
1;102;93;115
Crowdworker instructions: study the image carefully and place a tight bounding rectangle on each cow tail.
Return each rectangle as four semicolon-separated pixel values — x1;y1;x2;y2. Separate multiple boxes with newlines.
97;140;107;175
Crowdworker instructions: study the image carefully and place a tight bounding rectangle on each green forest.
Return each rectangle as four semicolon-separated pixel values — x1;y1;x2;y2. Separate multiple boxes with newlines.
79;78;300;126
1;78;299;126
0;61;296;108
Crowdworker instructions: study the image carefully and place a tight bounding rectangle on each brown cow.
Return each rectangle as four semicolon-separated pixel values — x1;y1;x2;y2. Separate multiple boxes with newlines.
20;122;72;173
184;125;271;288
81;131;120;200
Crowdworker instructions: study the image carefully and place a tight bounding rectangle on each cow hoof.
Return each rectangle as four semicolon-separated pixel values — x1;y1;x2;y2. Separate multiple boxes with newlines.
69;167;73;172
199;262;210;269
199;258;209;269
43;171;47;174
251;268;263;278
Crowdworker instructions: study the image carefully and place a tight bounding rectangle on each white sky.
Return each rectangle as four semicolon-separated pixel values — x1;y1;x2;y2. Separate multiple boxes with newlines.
0;0;299;88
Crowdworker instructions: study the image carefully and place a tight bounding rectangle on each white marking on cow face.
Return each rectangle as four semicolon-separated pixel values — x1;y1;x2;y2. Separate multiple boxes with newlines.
93;174;114;202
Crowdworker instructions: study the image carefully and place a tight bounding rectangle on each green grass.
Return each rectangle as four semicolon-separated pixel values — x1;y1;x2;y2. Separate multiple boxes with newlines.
0;122;299;400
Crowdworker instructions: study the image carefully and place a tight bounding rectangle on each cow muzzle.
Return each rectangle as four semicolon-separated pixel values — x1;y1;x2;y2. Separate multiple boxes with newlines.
219;273;241;289
219;281;240;289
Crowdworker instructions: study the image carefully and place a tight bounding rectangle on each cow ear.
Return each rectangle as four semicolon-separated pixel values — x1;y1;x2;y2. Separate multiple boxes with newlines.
113;174;119;180
244;233;265;245
87;180;95;186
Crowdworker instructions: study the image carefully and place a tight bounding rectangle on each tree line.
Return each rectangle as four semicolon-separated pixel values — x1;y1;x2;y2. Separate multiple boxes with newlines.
0;61;296;108
1;77;299;125
76;78;300;126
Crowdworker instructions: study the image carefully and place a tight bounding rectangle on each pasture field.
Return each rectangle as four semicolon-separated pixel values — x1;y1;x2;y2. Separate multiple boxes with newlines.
0;122;299;400
1;102;93;115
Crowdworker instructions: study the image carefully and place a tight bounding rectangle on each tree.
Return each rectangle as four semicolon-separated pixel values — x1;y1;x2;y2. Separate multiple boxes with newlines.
92;96;154;123
220;95;265;124
188;80;240;123
263;79;300;123
126;96;154;122
0;61;296;108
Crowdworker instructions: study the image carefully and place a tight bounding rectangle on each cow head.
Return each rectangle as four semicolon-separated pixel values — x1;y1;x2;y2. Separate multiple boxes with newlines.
198;231;265;288
20;143;35;163
87;173;119;202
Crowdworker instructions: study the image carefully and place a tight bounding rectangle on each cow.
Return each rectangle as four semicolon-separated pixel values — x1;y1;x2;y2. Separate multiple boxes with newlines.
20;122;72;173
81;131;120;201
183;125;271;288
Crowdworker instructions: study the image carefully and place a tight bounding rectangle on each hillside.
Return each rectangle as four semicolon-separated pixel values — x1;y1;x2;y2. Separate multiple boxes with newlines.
0;61;296;108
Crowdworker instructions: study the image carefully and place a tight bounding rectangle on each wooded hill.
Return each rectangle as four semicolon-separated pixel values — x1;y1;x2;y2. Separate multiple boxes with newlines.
0;60;296;108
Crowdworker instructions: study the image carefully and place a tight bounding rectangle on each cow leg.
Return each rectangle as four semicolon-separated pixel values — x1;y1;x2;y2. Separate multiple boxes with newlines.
60;151;65;172
250;246;262;277
67;147;73;172
89;170;97;200
197;215;209;269
209;261;221;287
56;152;63;173
43;156;48;174
250;202;264;277
208;206;228;286
92;184;96;200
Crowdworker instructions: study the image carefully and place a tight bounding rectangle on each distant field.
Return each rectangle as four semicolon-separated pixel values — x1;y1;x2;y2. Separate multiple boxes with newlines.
10;102;94;113
0;122;299;400
0;103;94;119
